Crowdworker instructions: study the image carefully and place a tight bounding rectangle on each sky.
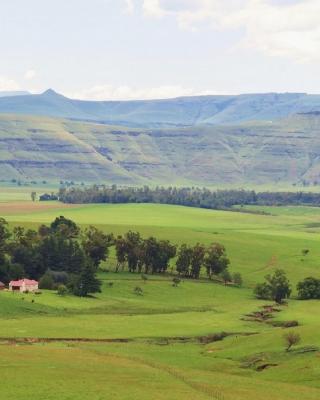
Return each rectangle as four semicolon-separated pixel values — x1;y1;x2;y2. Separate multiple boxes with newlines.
1;0;319;100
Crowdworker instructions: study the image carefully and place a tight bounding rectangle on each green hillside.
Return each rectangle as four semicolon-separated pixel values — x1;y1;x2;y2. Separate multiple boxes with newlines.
1;199;320;400
1;113;320;185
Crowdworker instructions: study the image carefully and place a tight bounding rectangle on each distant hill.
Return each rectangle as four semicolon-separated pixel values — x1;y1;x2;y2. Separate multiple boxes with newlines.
1;90;320;128
0;91;30;98
1;112;320;185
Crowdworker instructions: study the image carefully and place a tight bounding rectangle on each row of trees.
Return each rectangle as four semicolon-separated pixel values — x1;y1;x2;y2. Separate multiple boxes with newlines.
0;216;237;296
254;269;320;302
56;185;320;209
114;232;232;280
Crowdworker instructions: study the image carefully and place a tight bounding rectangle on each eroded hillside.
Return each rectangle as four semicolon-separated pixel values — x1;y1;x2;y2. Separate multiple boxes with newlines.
1;113;320;185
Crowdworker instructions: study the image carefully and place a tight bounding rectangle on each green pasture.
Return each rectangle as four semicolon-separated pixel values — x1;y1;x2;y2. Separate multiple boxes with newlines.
1;196;320;399
3;201;320;285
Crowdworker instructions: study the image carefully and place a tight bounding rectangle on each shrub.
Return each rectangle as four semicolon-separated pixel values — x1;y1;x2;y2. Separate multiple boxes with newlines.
220;269;232;285
284;331;301;351
297;277;320;299
172;277;181;287
48;270;69;285
57;284;68;296
254;282;271;300
232;272;243;287
134;286;143;296
39;273;54;290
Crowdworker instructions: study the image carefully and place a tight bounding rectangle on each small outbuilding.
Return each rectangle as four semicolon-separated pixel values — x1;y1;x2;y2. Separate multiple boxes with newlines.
0;281;5;290
9;279;39;293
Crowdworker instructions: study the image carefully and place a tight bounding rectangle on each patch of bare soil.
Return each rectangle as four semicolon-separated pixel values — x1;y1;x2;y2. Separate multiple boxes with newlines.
0;201;77;215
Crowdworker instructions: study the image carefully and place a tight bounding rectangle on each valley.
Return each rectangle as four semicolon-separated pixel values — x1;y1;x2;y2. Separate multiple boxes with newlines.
1;188;320;399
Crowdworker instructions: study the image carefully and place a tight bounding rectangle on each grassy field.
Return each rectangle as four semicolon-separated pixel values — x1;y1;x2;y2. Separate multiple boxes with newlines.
1;189;320;399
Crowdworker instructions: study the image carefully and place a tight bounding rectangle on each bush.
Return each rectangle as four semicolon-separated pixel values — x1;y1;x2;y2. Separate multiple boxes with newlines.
220;269;232;285
172;277;181;287
297;277;320;299
48;270;69;285
284;331;301;351
254;282;271;299
232;272;243;287
134;286;143;296
39;273;54;290
57;284;68;296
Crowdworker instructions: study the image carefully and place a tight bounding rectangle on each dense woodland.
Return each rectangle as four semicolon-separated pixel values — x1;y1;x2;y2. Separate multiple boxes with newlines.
56;186;320;209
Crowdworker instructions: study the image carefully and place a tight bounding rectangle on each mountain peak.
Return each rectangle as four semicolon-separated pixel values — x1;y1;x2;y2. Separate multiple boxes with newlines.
42;88;63;97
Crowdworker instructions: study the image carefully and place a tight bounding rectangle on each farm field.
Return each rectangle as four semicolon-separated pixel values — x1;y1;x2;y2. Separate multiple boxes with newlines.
1;188;320;399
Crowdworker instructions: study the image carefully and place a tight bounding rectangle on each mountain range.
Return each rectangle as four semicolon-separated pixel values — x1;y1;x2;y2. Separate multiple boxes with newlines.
1;96;320;185
1;90;320;128
1;90;320;185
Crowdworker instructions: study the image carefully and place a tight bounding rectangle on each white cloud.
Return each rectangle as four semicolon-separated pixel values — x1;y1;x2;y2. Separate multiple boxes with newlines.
0;76;20;91
24;69;36;80
124;0;135;14
143;0;167;17
140;0;320;62
68;84;222;101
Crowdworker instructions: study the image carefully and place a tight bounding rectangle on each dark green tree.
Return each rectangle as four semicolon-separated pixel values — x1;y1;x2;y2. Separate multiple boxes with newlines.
190;243;206;279
50;216;80;238
124;231;142;273
176;244;193;277
82;226;113;269
114;235;127;272
156;240;176;273
254;269;291;303
70;260;101;297
204;243;230;278
0;218;11;265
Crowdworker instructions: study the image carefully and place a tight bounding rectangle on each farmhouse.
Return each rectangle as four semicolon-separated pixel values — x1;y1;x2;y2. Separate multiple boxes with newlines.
0;281;5;290
9;279;39;293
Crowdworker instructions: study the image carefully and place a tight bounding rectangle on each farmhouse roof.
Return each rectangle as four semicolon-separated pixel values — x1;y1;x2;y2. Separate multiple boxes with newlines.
0;281;5;286
9;279;38;286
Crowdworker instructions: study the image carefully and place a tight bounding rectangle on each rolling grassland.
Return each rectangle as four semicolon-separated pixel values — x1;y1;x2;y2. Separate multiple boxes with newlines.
1;191;320;399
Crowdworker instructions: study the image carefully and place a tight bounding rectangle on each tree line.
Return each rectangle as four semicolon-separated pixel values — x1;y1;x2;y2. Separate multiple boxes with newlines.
0;216;238;297
55;185;320;209
114;231;233;281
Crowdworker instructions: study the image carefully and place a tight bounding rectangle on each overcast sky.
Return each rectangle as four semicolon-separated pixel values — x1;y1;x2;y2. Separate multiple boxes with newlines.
1;0;319;100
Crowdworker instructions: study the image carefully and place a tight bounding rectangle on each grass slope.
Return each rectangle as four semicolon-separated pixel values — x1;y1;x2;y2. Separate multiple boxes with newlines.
3;201;320;285
1;198;320;399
